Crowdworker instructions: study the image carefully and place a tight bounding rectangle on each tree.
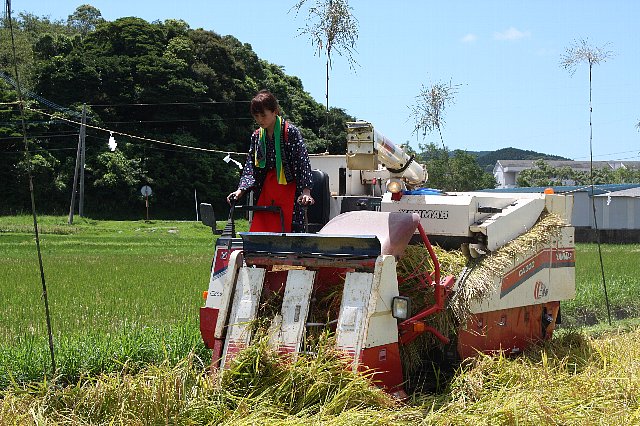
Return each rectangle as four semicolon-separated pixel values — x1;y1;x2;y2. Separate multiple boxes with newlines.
2;8;354;218
67;4;104;36
418;143;495;191
611;166;640;184
516;160;570;187
517;160;640;187
449;150;497;190
293;0;358;114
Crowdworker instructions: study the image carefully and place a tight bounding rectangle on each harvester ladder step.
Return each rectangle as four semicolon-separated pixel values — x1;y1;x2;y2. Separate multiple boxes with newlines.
274;269;316;356
220;266;266;369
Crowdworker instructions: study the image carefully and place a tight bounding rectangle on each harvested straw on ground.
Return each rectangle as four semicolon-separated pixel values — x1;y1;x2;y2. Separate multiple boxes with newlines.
220;329;395;414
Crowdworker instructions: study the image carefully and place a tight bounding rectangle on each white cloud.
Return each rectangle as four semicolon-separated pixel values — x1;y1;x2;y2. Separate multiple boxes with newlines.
461;33;477;43
493;27;531;41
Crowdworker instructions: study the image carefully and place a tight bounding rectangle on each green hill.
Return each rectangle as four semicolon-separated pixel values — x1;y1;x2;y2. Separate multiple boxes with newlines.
470;147;571;172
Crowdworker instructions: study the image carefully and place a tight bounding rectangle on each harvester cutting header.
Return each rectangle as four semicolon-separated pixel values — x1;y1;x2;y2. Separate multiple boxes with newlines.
199;121;575;396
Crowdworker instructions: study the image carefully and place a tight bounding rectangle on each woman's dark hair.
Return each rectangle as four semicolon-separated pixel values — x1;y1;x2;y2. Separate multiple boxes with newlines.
250;90;279;115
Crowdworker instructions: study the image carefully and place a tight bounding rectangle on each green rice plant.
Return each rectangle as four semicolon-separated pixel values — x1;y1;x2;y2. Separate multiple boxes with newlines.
562;243;640;326
0;215;249;389
0;333;400;424
0;320;210;389
2;213;640;424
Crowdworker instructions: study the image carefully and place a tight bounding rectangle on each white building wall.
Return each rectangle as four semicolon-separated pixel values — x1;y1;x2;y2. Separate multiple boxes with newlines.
593;196;640;229
504;171;518;187
570;192;591;227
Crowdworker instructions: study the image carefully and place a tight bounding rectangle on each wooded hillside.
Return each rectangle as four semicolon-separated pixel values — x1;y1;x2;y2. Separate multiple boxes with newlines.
1;6;353;218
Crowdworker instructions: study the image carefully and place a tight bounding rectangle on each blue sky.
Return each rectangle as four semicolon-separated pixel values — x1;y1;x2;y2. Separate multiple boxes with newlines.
12;0;640;161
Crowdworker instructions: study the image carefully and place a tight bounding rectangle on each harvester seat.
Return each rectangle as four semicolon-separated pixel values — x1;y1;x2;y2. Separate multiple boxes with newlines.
304;169;331;232
318;211;421;258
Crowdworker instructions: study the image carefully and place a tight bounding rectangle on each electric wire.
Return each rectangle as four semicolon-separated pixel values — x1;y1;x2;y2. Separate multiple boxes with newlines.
24;106;248;157
88;100;251;107
0;70;84;118
4;0;57;374
101;117;254;124
0;133;79;140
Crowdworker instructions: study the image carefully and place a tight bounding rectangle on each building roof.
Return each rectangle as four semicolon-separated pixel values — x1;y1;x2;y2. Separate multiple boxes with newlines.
495;160;640;172
594;187;640;198
482;183;640;196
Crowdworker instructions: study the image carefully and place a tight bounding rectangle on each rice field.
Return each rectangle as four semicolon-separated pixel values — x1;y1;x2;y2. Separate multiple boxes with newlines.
564;242;640;325
1;215;640;424
0;215;241;387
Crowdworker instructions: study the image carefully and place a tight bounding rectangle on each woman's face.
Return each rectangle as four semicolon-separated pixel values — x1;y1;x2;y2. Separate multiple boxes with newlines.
252;109;278;131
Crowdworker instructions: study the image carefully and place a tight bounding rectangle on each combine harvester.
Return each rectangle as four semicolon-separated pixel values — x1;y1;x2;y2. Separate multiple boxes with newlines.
199;122;575;396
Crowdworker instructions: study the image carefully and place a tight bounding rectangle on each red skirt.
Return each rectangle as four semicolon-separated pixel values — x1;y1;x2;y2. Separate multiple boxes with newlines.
250;169;296;233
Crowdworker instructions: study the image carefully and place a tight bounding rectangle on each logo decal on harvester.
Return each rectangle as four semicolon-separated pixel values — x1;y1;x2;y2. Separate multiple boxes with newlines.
555;250;573;261
534;280;548;300
500;248;575;298
398;209;449;219
518;261;535;277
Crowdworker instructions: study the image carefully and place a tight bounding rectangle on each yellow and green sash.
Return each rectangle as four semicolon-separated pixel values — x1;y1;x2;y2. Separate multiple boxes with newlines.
255;115;287;184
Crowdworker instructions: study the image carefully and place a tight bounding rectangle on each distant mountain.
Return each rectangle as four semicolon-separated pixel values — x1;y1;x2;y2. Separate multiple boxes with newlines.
468;148;572;172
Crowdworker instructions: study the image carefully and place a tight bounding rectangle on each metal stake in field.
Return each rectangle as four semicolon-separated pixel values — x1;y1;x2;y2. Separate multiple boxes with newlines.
5;0;56;375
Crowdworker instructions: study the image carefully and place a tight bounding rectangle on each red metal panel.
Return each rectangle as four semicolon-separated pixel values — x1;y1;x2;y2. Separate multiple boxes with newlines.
211;339;224;368
264;270;288;294
359;343;405;394
199;307;219;349
457;302;560;359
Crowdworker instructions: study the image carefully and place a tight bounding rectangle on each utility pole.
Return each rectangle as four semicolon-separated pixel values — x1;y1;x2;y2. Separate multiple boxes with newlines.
68;104;86;224
78;104;87;217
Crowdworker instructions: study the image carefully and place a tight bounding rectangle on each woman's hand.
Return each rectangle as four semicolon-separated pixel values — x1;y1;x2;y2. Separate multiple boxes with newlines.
297;189;314;206
227;189;244;205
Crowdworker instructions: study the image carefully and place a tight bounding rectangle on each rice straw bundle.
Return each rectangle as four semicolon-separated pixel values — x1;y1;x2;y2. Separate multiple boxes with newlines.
395;211;567;379
450;212;566;322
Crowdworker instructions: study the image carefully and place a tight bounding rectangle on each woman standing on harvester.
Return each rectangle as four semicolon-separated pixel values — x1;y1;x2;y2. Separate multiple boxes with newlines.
227;90;314;232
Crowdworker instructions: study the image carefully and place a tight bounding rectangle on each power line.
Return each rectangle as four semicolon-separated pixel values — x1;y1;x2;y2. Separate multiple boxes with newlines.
0;120;72;125
573;149;640;160
0;133;79;141
83;134;237;156
101;117;253;124
25;106;248;156
88;100;251;107
0;147;78;155
0;70;85;119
